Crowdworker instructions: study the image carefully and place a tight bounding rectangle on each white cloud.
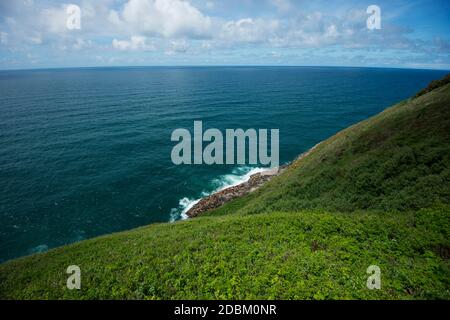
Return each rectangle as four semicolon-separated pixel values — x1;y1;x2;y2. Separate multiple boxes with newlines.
40;5;70;34
0;0;448;69
220;18;280;44
73;37;92;50
0;32;8;45
112;35;156;51
166;39;189;54
109;0;212;38
0;0;432;54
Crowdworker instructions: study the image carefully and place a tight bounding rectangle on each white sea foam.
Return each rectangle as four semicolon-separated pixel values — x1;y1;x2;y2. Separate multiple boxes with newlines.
169;166;269;222
169;197;201;222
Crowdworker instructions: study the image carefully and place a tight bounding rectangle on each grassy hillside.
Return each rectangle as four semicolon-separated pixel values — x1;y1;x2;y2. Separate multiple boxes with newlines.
0;81;449;300
208;82;450;216
0;207;449;299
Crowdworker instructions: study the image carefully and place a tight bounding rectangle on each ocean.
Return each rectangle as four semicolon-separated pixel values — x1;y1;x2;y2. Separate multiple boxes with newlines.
0;66;447;262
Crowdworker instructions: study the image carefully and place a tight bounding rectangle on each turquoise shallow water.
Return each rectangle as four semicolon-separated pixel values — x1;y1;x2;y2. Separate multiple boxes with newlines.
0;66;447;262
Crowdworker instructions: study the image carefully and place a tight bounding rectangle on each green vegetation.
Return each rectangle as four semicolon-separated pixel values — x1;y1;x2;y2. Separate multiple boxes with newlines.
0;207;449;299
415;74;450;97
208;82;450;216
0;80;449;300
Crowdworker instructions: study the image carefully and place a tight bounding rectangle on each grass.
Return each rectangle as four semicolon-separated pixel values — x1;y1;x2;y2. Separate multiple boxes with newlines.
0;80;449;300
206;83;450;216
0;206;449;299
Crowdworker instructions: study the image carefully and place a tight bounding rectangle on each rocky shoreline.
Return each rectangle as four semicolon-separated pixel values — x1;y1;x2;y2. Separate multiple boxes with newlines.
185;167;284;217
185;143;321;218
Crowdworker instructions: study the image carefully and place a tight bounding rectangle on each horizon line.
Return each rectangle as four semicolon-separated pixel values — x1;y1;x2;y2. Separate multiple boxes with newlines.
1;64;449;73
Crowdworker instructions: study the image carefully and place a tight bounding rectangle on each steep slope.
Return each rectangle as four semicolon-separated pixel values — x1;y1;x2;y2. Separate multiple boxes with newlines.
207;82;450;216
0;207;448;299
0;80;449;300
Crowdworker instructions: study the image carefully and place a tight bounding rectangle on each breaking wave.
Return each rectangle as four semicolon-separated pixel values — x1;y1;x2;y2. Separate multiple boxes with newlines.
169;166;267;222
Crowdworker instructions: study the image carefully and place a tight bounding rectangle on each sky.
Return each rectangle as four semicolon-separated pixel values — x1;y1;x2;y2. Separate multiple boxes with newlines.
0;0;449;70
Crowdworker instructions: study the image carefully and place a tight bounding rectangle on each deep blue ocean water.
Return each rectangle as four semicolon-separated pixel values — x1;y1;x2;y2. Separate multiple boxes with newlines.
0;66;447;262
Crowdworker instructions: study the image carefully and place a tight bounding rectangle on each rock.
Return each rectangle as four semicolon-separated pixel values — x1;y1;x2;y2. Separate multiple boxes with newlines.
185;168;282;218
185;142;322;218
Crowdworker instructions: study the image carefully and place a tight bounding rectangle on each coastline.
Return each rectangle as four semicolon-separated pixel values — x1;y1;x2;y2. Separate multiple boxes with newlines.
185;142;322;218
